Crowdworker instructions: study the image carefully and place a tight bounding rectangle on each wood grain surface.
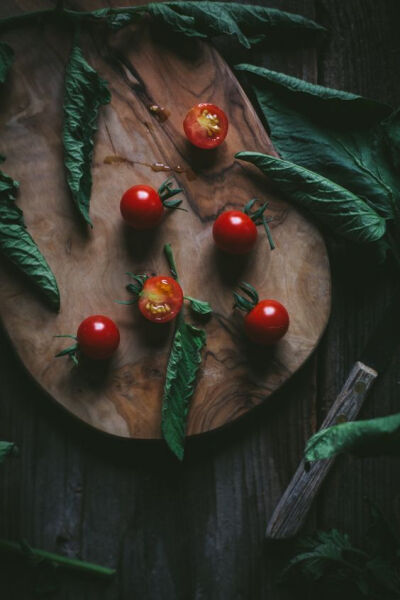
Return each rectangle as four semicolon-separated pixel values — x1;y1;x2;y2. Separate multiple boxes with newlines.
0;7;330;438
1;2;400;600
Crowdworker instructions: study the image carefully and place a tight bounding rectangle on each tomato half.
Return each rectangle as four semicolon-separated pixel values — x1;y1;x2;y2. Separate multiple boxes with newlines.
244;300;289;346
138;276;183;323
213;210;257;254
120;185;163;230
183;103;228;149
77;315;120;360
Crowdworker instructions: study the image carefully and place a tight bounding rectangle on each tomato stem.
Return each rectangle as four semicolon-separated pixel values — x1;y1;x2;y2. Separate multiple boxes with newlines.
158;177;184;210
54;340;79;366
262;215;275;250
233;282;259;313
243;198;275;250
164;243;179;281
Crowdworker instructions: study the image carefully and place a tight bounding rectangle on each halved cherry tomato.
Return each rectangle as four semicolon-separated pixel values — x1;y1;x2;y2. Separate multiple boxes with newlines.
244;300;289;345
213;210;257;254
120;185;163;230
183;103;228;149
77;315;120;359
138;276;183;323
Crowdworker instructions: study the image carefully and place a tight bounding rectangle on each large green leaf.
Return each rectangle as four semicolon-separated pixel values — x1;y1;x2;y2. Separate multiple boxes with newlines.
91;2;325;45
305;412;400;461
0;168;60;310
85;7;145;30
235;64;399;219
235;151;386;244
0;42;13;83
161;317;206;460
0;441;17;464
63;43;111;227
147;2;325;48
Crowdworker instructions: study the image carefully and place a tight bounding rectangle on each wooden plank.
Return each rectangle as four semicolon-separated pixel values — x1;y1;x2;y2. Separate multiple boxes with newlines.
315;0;400;546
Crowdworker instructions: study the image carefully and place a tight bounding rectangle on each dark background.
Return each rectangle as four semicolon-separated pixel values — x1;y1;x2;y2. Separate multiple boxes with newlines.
1;1;400;598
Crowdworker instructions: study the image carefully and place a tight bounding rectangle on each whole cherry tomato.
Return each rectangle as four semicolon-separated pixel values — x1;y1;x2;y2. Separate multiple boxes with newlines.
213;210;257;254
244;300;289;345
183;103;228;149
77;315;120;359
120;185;163;230
138;275;183;323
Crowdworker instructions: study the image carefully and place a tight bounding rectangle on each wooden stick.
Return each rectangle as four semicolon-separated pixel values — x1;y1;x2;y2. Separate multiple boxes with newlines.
265;361;378;540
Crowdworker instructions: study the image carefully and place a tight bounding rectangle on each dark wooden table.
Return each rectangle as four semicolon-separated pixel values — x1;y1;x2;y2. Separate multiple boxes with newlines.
1;1;400;598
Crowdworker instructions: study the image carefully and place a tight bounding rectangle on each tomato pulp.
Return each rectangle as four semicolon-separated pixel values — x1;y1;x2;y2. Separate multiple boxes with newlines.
138;276;183;323
244;300;289;345
183;103;228;149
120;185;163;230
77;315;120;360
213;210;257;254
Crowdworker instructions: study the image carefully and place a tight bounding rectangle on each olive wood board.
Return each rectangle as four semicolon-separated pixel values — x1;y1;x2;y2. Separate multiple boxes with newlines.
0;18;331;439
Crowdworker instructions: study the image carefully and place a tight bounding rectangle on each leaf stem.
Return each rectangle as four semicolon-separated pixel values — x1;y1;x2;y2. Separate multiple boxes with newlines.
164;243;179;281
0;540;116;578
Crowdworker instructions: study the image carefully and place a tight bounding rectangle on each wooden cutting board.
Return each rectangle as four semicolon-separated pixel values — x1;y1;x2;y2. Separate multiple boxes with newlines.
0;13;331;439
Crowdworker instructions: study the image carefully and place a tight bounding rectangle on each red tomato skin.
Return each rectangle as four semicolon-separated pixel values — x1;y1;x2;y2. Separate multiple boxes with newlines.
213;210;257;254
138;276;184;324
244;300;289;345
120;185;164;230
183;103;228;149
77;315;120;360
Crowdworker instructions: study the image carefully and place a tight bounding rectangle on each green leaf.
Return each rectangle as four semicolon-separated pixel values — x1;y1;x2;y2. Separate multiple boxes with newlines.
0;538;116;578
236;151;386;245
0;168;60;310
305;412;400;461
0;441;17;464
281;529;356;582
234;64;398;220
0;42;13;83
185;296;212;316
161;319;206;460
63;43;111;227
146;2;325;48
87;7;145;30
282;522;400;599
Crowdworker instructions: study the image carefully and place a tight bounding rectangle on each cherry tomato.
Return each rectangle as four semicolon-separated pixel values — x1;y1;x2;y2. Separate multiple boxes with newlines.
77;315;120;360
138;276;183;323
244;300;289;346
120;185;163;230
213;210;257;254
183;103;228;149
